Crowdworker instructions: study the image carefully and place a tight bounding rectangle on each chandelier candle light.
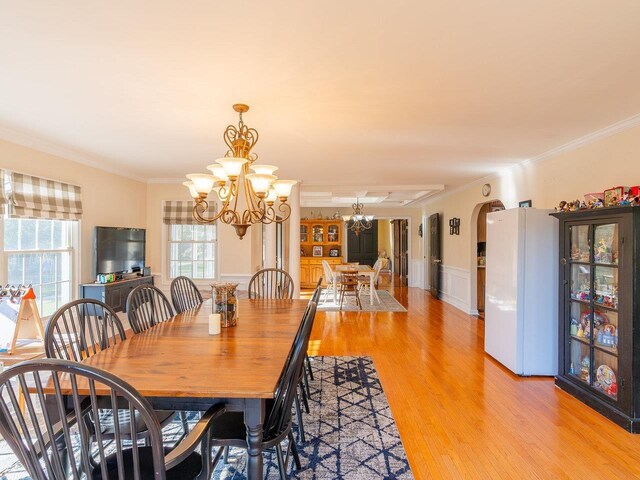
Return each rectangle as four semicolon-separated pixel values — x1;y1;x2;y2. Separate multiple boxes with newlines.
343;198;374;236
185;104;297;239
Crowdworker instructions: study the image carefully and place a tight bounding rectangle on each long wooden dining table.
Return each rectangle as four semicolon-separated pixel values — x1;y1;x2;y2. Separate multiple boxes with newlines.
45;297;309;480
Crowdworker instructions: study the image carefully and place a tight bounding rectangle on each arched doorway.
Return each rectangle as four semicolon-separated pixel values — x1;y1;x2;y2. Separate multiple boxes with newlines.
469;199;505;317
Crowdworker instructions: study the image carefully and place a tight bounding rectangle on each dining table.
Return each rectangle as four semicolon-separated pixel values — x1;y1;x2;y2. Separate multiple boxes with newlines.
333;264;378;305
43;297;309;480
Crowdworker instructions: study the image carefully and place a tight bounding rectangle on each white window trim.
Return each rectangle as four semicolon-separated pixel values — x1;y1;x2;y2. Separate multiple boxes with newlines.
0;217;81;321
160;204;220;289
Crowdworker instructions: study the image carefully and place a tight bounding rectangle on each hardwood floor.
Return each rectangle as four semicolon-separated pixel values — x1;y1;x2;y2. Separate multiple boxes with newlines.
306;280;640;479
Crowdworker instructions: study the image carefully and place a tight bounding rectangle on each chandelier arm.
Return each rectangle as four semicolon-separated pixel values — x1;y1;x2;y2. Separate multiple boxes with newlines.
277;202;292;221
192;199;224;224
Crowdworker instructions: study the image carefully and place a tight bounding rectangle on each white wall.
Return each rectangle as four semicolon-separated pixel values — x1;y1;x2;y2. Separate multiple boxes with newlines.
423;122;640;314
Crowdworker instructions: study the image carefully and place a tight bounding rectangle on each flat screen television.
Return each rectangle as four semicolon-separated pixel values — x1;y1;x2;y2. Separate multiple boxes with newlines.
95;226;146;275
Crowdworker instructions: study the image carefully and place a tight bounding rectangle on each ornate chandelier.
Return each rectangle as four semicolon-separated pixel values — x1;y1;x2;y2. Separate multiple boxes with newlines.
184;104;297;239
342;199;374;236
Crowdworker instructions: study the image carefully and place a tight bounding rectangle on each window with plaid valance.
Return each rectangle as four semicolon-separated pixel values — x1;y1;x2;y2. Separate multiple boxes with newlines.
163;200;202;225
8;172;83;221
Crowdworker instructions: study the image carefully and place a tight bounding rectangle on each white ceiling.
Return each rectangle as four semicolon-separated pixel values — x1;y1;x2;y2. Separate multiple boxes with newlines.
300;184;444;207
1;1;640;196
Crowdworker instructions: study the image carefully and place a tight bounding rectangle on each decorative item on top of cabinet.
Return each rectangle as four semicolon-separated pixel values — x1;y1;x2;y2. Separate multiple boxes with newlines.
552;206;640;432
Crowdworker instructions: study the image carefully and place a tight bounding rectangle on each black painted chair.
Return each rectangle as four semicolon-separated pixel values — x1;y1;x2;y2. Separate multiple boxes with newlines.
248;268;294;300
127;284;175;334
45;299;186;447
170;276;204;314
0;358;224;479
210;301;317;479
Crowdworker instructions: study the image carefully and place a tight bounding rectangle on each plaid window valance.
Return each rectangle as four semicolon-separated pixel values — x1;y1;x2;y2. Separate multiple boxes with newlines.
9;172;83;221
0;170;10;206
163;200;201;225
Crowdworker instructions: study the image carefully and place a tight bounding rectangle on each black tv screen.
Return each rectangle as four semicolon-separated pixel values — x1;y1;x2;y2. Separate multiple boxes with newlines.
95;227;146;275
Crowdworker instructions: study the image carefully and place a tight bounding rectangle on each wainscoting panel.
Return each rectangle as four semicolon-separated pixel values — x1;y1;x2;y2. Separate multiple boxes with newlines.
409;259;425;289
439;265;472;314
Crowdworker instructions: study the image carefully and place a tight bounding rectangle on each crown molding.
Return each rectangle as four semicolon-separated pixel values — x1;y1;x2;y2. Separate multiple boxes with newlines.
0;124;147;183
420;112;640;207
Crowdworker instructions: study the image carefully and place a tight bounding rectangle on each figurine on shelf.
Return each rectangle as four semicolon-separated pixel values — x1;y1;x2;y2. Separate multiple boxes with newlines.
618;194;632;206
580;356;590;382
594;239;609;263
570;318;579;336
569;362;575;375
571;244;580;260
555;201;567;212
577;325;585;338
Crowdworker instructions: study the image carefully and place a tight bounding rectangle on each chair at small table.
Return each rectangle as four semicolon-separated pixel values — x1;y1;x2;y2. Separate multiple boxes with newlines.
170;276;204;313
358;259;384;304
321;260;338;305
339;269;362;310
0;358;225;479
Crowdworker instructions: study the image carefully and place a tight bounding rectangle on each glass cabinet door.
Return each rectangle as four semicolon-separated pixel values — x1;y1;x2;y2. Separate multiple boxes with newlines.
327;224;340;243
312;224;324;243
300;224;309;244
566;222;621;403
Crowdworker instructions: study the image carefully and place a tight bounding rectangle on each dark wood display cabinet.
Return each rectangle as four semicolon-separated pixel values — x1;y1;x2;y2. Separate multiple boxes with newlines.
552;207;640;431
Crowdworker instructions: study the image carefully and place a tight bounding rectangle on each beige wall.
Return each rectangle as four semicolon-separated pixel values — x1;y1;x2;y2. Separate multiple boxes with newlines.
0;139;147;284
145;183;259;289
422;122;640;312
423;123;640;271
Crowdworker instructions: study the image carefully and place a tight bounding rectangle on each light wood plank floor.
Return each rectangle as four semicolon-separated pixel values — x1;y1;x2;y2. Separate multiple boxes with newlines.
306;280;640;479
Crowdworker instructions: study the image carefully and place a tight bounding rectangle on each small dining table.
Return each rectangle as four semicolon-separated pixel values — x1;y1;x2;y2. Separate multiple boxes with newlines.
44;298;309;480
333;264;377;305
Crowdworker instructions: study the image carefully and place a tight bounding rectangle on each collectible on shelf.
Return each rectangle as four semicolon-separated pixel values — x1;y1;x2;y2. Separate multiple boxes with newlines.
569;362;575;375
599;323;617;348
570;318;579;336
604;186;629;207
595;365;617;397
594;239;612;264
580;356;590;382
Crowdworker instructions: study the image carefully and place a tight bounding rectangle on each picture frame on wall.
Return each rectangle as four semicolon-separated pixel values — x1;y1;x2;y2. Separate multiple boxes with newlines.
329;248;340;257
312;246;323;257
519;200;532;208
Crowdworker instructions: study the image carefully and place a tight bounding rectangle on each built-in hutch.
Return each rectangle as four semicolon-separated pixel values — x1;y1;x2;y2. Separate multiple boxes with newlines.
300;219;343;288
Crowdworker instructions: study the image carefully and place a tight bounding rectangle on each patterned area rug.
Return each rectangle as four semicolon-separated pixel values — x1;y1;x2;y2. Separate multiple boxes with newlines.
0;356;413;479
317;290;407;312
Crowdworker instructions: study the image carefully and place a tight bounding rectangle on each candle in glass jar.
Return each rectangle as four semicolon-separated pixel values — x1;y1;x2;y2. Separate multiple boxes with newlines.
209;314;221;335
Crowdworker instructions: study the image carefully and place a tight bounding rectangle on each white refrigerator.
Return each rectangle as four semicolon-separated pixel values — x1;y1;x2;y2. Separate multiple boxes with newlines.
484;208;559;376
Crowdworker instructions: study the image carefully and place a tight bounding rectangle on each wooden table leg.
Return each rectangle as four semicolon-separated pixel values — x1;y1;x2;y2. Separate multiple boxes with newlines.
245;398;265;480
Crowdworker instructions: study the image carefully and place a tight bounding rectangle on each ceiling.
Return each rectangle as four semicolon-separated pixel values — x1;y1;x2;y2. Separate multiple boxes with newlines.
1;1;640;200
300;184;444;208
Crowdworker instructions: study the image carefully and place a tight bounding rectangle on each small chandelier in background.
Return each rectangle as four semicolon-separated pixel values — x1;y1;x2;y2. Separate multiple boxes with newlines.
184;104;297;239
342;199;374;236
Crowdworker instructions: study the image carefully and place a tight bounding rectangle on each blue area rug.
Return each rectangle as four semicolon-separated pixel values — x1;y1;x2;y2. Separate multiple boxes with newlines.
211;356;413;479
0;356;413;479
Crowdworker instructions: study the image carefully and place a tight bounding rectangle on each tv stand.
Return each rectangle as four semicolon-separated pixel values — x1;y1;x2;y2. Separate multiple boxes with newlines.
80;275;154;313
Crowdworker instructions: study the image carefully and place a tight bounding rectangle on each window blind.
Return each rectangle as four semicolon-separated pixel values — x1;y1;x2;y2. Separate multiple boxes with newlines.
9;172;83;220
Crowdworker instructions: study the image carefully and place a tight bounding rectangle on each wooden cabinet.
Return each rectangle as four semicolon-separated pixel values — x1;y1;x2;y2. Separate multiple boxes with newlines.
300;219;343;287
80;275;154;313
300;257;342;288
552;207;640;432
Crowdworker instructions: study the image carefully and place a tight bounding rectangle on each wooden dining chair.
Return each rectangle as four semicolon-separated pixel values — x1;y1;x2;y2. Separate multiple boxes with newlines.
127;284;175;334
170;276;204;313
339;270;362;310
321;260;337;304
45;299;187;446
209;302;317;480
0;358;225;480
248;268;294;299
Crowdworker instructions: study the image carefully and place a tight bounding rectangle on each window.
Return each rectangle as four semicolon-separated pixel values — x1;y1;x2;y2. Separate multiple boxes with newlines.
2;217;75;317
167;224;216;279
